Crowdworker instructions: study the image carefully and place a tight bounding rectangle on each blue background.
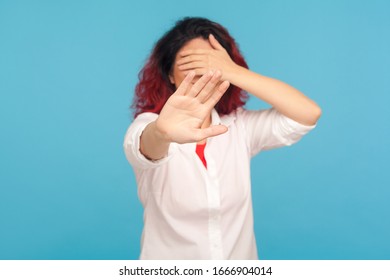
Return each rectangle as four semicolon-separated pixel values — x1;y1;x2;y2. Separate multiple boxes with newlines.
1;0;389;260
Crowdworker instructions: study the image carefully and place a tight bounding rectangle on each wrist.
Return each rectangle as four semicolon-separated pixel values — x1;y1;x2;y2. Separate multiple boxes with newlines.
140;121;171;161
225;64;246;84
152;119;172;144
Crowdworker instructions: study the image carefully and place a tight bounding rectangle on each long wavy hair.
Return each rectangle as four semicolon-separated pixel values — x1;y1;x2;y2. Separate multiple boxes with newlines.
132;17;248;118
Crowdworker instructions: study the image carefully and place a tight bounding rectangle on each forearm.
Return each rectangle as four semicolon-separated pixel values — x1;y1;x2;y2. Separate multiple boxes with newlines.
228;66;321;125
140;121;171;160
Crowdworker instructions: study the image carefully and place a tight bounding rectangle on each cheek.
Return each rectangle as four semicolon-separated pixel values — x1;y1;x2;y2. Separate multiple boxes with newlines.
177;72;186;84
172;67;186;87
171;64;201;88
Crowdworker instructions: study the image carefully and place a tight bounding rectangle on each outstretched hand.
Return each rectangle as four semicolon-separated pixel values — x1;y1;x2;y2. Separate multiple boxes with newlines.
156;70;230;144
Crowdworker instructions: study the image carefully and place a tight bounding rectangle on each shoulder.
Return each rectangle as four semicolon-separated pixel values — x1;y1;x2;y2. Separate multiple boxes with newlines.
223;107;275;123
132;112;159;124
124;112;159;144
123;112;159;140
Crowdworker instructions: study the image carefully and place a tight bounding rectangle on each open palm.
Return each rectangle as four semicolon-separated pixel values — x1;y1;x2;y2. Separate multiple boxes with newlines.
156;70;230;144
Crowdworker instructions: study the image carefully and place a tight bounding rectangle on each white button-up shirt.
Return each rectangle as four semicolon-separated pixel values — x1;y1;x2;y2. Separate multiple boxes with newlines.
123;107;316;259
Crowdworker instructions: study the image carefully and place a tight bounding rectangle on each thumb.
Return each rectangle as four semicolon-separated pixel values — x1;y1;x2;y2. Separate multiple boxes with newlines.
193;124;228;141
209;34;225;51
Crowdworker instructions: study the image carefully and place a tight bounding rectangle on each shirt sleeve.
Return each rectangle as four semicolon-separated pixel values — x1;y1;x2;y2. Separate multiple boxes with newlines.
236;107;317;157
123;112;176;170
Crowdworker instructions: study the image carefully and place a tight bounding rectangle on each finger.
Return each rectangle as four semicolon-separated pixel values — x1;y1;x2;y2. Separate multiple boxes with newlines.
204;80;230;108
176;54;205;66
175;71;195;95
209;34;225;51
178;61;207;71
185;70;214;97
183;68;208;76
196;70;222;102
192;125;228;141
179;49;208;57
199;80;223;103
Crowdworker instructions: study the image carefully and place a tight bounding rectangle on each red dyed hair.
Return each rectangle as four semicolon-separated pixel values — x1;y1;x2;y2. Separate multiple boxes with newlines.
132;17;249;118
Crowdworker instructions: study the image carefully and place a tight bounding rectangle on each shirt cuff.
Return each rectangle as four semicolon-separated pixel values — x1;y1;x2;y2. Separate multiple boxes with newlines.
283;115;317;135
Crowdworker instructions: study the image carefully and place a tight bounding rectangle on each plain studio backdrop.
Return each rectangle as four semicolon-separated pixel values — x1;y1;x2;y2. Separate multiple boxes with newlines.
0;0;389;260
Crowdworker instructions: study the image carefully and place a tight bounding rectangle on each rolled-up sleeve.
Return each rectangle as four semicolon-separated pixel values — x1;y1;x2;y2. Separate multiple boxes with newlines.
123;113;176;170
237;108;317;157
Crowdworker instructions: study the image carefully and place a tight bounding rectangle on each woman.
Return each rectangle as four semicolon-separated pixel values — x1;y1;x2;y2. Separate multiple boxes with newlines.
124;17;321;260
